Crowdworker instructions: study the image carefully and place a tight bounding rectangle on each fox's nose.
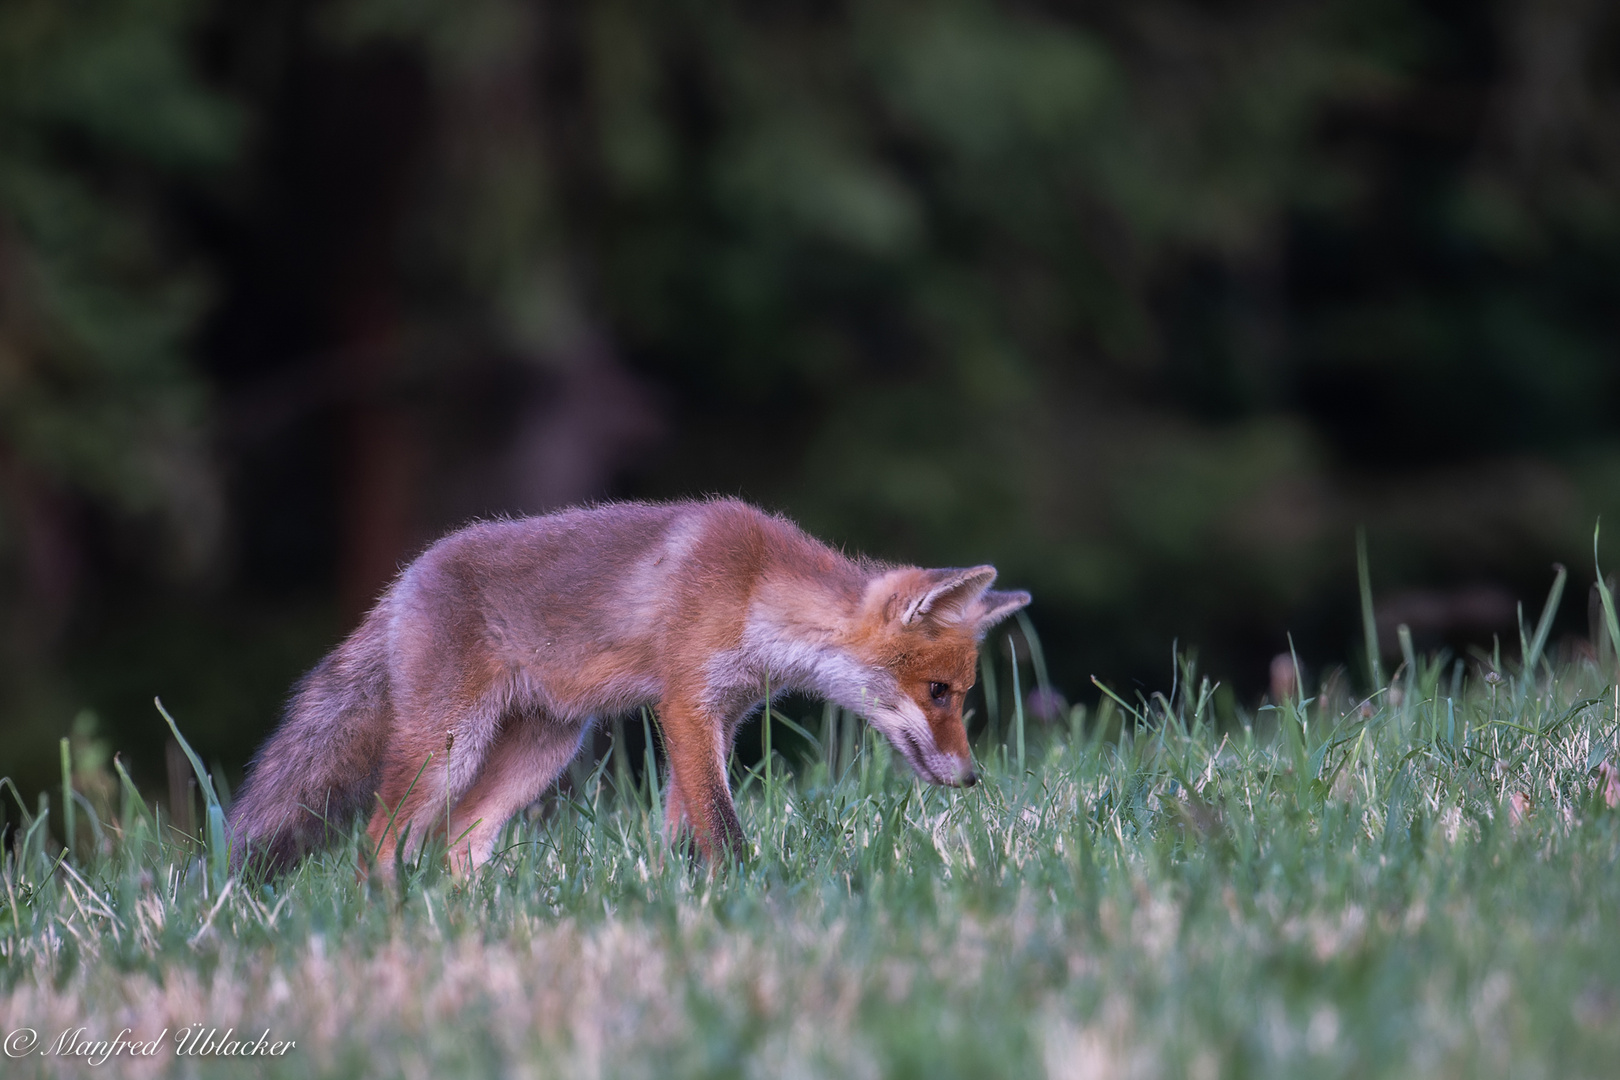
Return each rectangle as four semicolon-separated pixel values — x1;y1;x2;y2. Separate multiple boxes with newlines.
961;770;978;787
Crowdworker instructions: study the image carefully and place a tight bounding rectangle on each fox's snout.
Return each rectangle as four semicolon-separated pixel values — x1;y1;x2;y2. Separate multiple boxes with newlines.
867;694;979;788
941;757;979;787
938;743;978;787
919;746;977;788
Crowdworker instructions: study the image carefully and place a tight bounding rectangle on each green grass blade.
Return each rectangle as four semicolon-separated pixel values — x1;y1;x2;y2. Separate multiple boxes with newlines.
1523;563;1566;679
980;646;1001;747
60;738;75;862
154;698;220;808
373;751;433;862
112;754;152;830
1594;523;1620;671
1091;676;1144;724
155;697;229;890
1357;527;1383;689
1011;635;1025;776
2;776;33;826
1014;610;1051;695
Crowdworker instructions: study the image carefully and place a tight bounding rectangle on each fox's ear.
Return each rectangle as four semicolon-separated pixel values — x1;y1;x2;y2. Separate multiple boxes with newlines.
898;566;999;626
972;589;1031;637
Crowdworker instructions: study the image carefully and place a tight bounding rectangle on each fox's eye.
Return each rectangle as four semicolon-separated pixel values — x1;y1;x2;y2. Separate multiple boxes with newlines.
928;681;950;703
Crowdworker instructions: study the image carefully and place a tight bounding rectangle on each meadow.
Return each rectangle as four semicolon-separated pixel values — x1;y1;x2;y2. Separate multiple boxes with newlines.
4;573;1620;1079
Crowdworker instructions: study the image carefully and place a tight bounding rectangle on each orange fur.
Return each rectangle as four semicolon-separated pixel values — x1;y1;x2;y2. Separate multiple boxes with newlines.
227;499;1030;876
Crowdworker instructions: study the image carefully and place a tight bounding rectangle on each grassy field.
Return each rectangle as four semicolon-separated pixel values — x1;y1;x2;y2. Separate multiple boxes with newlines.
5;605;1620;1077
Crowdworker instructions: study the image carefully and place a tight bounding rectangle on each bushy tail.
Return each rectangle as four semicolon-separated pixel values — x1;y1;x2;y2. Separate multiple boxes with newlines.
226;610;392;875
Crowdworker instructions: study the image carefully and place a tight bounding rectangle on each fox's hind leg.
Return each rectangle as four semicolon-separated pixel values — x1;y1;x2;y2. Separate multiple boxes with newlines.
443;708;590;873
367;737;469;875
365;671;509;873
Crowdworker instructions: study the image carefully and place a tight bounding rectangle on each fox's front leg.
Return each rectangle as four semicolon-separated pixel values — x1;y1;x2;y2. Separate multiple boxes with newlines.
658;695;746;862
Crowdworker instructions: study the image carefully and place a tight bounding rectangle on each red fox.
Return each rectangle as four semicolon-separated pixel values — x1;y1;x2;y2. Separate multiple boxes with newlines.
226;499;1029;875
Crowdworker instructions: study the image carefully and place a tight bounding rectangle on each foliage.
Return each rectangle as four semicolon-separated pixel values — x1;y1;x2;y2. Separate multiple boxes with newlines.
318;0;1394;556
4;635;1619;1076
0;0;237;552
0;0;240;801
243;0;1620;679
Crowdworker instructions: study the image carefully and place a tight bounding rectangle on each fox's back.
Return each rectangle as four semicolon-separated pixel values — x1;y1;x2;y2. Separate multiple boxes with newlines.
382;499;820;716
398;500;684;643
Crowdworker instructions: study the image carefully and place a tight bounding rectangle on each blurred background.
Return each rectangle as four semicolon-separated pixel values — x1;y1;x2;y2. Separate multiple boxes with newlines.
4;0;1620;807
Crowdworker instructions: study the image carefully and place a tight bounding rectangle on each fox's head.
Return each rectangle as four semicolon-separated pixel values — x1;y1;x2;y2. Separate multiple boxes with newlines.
843;566;1030;787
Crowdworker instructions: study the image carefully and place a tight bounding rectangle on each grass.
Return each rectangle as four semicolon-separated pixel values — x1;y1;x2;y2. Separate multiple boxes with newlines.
5;624;1620;1076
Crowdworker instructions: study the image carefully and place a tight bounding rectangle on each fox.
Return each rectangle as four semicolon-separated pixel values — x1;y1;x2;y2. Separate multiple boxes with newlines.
226;498;1029;876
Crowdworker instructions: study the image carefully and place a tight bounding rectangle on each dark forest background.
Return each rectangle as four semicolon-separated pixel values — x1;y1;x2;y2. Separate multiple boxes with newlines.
4;0;1620;804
